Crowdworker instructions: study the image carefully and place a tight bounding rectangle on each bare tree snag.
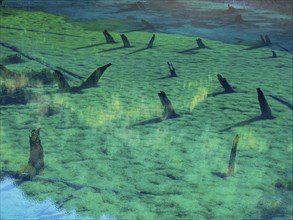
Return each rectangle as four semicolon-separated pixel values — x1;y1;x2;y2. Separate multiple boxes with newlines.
120;34;131;48
257;88;273;119
147;34;156;49
196;38;206;48
158;91;179;120
217;74;235;93
167;62;177;77
103;30;115;44
27;128;44;177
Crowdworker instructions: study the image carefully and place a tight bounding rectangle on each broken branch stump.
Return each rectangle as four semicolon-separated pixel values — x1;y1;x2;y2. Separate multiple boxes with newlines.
257;88;273;119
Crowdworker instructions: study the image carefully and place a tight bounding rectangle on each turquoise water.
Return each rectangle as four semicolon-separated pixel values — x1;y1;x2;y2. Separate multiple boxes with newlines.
0;0;292;219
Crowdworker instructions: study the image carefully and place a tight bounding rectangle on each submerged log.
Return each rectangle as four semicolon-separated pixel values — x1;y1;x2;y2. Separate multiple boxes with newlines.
120;34;131;48
167;62;177;77
158;91;179;120
147;34;156;48
54;63;112;92
196;38;206;48
257;88;273;119
27;128;44;177
103;30;115;44
217;74;235;93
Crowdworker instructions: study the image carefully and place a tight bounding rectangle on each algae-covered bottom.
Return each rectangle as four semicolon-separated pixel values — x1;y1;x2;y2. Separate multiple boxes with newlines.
0;9;292;220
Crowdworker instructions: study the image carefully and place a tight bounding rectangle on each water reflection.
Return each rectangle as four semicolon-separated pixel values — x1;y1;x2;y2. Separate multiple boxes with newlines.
0;178;116;220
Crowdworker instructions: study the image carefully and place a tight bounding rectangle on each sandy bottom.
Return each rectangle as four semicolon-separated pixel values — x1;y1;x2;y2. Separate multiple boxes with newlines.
0;8;292;220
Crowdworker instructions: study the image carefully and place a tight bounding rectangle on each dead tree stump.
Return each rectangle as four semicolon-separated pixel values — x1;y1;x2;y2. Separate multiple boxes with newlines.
217;74;235;93
28;128;44;177
147;34;156;49
167;62;177;77
120;34;131;48
54;70;71;92
158;91;179;120
257;88;273;119
227;134;240;177
103;30;115;44
196;38;206;48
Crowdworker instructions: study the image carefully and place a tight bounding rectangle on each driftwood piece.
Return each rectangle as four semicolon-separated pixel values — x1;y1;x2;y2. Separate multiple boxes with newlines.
120;34;131;48
257;88;273;119
103;30;115;44
213;134;240;178
27;128;44;177
54;63;112;92
167;62;177;77
147;34;156;49
158;91;179;120
217;74;235;93
196;38;206;48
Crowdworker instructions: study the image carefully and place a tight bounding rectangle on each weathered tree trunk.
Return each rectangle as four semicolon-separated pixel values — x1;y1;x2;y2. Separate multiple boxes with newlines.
158;91;179;120
217;74;235;93
257;88;273;119
27;128;44;177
